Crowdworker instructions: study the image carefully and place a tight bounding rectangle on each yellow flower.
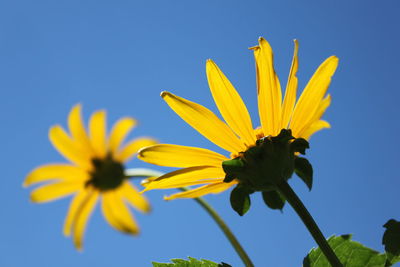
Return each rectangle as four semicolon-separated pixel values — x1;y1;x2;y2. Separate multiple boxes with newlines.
24;104;157;250
138;37;338;200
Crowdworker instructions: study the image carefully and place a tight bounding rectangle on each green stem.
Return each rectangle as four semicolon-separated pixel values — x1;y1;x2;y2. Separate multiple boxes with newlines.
125;168;164;178
125;169;254;266
179;187;254;267
277;181;343;267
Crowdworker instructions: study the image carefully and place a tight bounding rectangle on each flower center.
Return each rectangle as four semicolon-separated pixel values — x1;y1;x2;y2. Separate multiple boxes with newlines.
87;154;125;191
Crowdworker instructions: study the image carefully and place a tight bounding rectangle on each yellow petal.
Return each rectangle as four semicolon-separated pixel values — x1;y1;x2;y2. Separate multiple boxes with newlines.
30;181;83;203
149;178;224;190
290;56;338;137
115;137;157;162
63;189;90;236
296;94;331;138
165;181;237;200
68;104;94;156
24;164;88;187
118;181;151;213
138;144;228;168
206;60;256;146
140;176;158;187
143;166;226;191
108;117;137;155
161;91;246;153
298;120;331;140
281;40;299;129
101;190;139;235
313;94;331;122
72;189;99;251
49;125;92;170
89;110;107;158
252;37;282;136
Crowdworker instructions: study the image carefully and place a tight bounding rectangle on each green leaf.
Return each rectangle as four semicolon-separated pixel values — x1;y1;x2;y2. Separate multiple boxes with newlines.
303;235;387;267
382;219;400;266
262;190;285;210
230;185;251;216
152;257;231;267
385;253;400;267
294;157;313;190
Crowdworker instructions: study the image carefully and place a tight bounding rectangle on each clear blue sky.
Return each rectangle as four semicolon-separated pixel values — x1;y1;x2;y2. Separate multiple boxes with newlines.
1;1;399;266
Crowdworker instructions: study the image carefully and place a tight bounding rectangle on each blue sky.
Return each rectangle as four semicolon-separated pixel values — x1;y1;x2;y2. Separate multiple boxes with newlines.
1;0;399;266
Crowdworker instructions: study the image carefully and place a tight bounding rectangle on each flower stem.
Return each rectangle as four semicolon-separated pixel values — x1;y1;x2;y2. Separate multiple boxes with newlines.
276;181;343;267
125;168;164;178
125;169;254;266
179;187;255;267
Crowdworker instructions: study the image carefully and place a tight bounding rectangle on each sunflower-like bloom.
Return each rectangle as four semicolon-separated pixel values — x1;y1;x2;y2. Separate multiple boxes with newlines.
138;37;338;200
24;104;157;250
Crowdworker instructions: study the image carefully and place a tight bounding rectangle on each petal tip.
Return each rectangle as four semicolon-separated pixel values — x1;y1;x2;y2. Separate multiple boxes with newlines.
48;124;61;133
163;194;176;201
328;55;339;65
248;45;258;51
137;144;156;159
206;59;215;66
29;194;38;203
137;148;145;158
160;91;169;98
75;244;83;252
22;175;31;187
139;188;148;194
123;117;138;126
258;36;270;47
144;205;152;213
93;109;106;117
71;103;83;112
132;228;140;235
63;229;71;237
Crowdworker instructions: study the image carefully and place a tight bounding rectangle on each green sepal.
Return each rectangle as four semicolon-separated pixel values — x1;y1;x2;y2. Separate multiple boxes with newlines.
230;185;252;216
304;234;387;267
223;174;235;183
262;190;285;210
382;219;400;266
294;157;313;191
290;138;309;154
222;158;245;183
271;128;294;143
222;128;310;192
152;256;231;266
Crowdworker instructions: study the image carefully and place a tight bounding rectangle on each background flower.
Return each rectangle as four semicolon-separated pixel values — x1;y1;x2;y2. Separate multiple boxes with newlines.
24;104;156;250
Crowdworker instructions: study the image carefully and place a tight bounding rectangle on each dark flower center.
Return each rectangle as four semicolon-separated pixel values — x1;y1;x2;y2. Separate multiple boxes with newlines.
87;154;125;191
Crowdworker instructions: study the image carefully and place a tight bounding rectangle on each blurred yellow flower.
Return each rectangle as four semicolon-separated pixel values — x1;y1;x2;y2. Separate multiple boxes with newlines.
139;37;338;200
24;104;157;250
